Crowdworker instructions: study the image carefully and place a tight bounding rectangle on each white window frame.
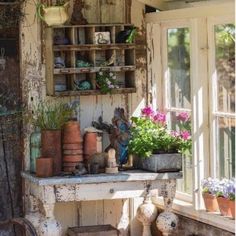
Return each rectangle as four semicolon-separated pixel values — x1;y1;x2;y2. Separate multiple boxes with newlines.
161;20;193;203
146;2;235;212
207;15;236;179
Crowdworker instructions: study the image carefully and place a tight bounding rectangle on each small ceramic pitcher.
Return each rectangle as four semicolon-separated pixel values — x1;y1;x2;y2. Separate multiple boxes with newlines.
37;2;69;26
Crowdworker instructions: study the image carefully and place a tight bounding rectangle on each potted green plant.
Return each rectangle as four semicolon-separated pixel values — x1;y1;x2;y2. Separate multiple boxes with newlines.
128;106;192;172
36;0;69;26
32;101;73;175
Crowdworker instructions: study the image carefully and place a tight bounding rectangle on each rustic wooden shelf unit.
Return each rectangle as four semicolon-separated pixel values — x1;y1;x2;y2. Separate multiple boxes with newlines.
45;24;136;96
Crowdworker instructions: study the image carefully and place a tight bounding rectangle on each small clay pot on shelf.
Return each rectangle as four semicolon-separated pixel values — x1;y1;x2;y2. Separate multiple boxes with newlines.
36;157;53;177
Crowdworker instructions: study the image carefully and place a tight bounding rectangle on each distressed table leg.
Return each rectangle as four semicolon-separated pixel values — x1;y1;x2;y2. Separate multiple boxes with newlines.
25;195;42;235
156;180;178;236
38;202;62;236
137;183;158;236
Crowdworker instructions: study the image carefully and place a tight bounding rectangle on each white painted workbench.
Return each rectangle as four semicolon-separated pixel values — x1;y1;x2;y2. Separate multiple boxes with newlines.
22;171;182;236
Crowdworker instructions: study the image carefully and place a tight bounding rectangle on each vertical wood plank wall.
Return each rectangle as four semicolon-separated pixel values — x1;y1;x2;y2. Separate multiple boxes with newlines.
20;1;148;235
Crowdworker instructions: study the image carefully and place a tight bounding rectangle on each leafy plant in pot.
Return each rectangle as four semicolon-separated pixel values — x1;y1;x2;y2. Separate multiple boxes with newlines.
36;0;69;26
32;102;73;176
128;106;192;172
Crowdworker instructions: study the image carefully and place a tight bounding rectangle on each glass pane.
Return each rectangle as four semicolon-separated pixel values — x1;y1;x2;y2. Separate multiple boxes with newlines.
168;111;192;195
216;117;235;178
167;28;191;109
215;24;235;113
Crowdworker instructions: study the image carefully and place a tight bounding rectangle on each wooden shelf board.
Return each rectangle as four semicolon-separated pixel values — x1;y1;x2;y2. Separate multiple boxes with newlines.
53;43;135;51
54;66;136;75
53;88;136;97
50;23;133;29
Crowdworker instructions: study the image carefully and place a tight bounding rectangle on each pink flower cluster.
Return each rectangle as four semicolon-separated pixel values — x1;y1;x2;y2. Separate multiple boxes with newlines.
177;112;190;122
170;130;190;140
141;106;166;124
141;106;154;117
180;130;191;140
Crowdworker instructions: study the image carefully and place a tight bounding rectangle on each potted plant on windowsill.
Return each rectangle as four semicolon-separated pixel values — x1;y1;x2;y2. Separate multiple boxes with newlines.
216;179;235;219
128;106;191;173
201;178;220;212
36;0;69;26
32;102;73;175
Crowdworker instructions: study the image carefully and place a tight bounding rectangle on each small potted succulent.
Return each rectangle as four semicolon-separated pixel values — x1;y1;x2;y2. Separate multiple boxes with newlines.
201;178;220;212
128;106;192;172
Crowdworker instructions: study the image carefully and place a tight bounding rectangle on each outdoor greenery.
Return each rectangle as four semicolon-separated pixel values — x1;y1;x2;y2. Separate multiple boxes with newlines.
96;70;119;94
31;102;73;130
128;106;192;158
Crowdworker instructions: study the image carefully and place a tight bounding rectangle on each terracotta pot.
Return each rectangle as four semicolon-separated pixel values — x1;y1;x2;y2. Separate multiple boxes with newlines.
228;200;235;219
63;162;81;167
63;166;77;172
63;121;82;144
63;149;83;155
63;143;83;150
41;130;62;176
202;193;219;212
36;157;53;177
217;197;229;216
83;132;97;156
217;197;235;218
63;155;83;163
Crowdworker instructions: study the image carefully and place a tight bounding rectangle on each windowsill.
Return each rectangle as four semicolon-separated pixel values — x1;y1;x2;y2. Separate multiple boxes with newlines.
152;197;235;233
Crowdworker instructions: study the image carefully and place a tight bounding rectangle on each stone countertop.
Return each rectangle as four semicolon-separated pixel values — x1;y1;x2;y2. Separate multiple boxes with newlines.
21;170;182;186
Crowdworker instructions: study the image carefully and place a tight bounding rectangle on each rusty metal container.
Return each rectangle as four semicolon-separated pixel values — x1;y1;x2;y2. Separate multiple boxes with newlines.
41;129;62;176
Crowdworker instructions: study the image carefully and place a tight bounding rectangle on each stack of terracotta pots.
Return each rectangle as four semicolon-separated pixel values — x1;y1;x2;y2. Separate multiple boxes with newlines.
83;131;98;163
63;121;83;172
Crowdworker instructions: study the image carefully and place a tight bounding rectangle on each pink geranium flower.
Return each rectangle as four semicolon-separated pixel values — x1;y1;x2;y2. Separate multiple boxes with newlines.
141;106;154;117
171;131;180;137
153;112;166;124
177;112;190;122
180;130;191;140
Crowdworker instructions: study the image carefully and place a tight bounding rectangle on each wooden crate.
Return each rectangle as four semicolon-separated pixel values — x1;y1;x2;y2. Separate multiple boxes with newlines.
67;224;119;236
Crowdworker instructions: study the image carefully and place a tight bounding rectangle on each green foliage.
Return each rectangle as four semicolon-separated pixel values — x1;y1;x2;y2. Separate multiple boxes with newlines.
96;71;118;94
128;108;192;158
32;102;73;130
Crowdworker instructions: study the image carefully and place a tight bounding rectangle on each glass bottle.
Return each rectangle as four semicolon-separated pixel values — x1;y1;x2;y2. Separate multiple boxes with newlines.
30;127;41;173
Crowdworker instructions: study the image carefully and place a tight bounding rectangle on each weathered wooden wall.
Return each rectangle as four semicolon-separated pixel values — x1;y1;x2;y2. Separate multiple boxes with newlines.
20;1;148;235
0;27;23;236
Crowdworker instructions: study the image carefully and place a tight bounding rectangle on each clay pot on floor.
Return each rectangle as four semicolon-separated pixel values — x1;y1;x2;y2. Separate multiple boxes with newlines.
63;121;82;144
41;130;62;176
202;193;219;212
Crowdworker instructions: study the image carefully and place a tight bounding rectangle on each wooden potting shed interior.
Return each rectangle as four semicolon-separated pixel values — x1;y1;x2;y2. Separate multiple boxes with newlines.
0;0;235;236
